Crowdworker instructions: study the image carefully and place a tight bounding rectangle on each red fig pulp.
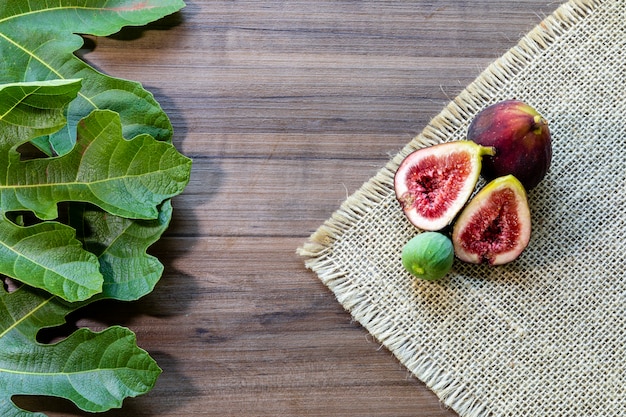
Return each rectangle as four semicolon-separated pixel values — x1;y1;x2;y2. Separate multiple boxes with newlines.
467;100;551;190
394;141;495;231
452;175;531;265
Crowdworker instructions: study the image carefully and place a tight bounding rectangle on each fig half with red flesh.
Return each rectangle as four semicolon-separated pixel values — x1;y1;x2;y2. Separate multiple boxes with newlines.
394;141;495;231
467;100;551;190
452;175;531;265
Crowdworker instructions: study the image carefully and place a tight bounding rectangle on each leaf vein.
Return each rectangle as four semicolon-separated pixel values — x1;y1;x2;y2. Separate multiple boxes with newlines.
0;295;54;340
0;32;97;108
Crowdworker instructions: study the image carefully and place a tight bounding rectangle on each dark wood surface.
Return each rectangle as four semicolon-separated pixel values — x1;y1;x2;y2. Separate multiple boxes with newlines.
22;1;560;416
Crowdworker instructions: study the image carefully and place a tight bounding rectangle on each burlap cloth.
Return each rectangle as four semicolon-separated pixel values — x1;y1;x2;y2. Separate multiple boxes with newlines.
298;0;626;415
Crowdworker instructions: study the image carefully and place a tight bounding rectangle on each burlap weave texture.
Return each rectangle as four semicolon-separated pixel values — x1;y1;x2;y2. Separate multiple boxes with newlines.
298;0;625;416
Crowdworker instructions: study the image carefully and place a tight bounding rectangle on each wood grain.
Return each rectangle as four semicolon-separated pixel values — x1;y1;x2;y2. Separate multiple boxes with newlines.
18;1;560;416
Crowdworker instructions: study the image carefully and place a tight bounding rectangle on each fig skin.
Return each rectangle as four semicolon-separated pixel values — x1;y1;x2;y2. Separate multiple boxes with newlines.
467;100;551;190
394;141;495;231
452;175;531;266
401;232;454;281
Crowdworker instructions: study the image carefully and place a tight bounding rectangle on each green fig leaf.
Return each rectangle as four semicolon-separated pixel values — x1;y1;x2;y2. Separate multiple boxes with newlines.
69;200;174;301
0;216;102;303
0;0;186;155
0;284;161;416
2;108;192;221
0;79;82;151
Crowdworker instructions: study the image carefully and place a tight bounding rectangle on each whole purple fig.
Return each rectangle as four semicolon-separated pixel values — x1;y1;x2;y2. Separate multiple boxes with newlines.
467;100;551;190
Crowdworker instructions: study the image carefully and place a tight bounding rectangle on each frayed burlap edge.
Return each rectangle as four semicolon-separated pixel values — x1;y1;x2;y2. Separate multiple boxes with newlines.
297;1;603;416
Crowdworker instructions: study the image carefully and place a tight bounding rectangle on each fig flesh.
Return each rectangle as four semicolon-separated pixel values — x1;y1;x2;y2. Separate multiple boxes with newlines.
467;100;551;190
394;141;495;231
452;175;531;265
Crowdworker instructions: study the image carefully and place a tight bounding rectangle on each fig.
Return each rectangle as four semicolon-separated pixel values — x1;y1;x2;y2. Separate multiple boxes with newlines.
452;175;531;265
394;141;495;231
401;232;454;281
467;100;551;190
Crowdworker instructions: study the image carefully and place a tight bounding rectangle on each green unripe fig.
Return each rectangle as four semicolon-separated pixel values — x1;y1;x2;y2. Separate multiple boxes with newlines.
401;232;454;281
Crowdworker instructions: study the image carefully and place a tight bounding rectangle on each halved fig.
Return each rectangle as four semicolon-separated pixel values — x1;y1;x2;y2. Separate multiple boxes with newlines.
394;141;495;231
452;175;531;265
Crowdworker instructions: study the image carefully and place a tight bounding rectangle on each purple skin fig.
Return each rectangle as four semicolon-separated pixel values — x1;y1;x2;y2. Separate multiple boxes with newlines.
467;100;552;190
452;175;531;265
394;141;495;231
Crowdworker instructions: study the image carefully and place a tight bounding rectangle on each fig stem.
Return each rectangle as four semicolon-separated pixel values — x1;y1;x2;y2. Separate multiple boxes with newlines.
482;146;497;157
532;115;548;134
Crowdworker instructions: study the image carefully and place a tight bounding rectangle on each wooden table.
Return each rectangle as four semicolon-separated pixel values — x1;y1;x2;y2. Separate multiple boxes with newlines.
22;1;560;415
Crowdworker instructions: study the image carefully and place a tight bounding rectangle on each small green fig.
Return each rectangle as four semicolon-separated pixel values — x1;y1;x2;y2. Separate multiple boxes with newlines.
401;232;454;281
